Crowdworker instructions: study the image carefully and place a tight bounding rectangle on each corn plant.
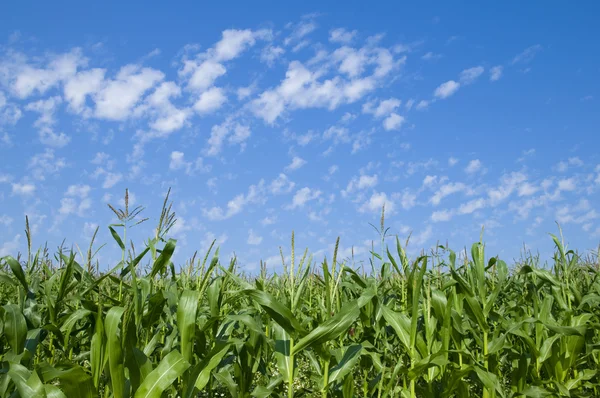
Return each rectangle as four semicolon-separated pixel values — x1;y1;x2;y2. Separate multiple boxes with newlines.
0;196;599;397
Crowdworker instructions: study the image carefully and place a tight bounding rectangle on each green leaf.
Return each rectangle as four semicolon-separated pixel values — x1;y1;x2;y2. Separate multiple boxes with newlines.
134;350;190;398
37;363;95;398
60;308;92;348
273;323;293;385
251;376;283;398
108;226;125;250
408;351;449;380
56;253;75;305
410;256;427;349
520;386;553;397
44;385;67;398
4;256;28;292
105;306;127;398
487;334;506;356
150;239;176;278
177;290;200;364
380;304;411;352
474;367;505;398
465;295;488;332
242;289;305;337
292;299;361;355
183;343;231;396
90;308;104;388
7;363;45;398
2;304;27;354
328;345;362;385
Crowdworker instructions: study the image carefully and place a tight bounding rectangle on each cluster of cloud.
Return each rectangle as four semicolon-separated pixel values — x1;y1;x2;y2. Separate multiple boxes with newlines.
4;16;586;270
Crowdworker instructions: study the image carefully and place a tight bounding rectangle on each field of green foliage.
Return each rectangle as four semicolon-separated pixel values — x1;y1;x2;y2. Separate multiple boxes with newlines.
0;191;599;397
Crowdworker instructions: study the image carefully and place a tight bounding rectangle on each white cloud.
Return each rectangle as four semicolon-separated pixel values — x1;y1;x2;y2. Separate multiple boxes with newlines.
356;174;378;189
251;47;401;123
0;234;20;257
88;152;123;188
423;175;437;187
91;152;110;165
39;128;70;147
66;184;91;198
169;216;193;239
465;159;483;174
363;97;401;117
458;198;487;214
12;49;85;98
359;192;395;214
25;96;71;147
215;29;269;62
261;215;277;226
434;80;460;99
333;47;370;77
285;130;316;146
269;173;295;194
101;172;122;189
169;150;210;175
236;84;256;100
342;174;378;197
518;182;539;197
421;52;442;61
25;96;62;125
490;66;503;81
193;87;227;114
0;214;13;227
398;189;417;210
64;68;105;113
247;229;263;245
409;225;433;247
185;60;226;92
59;184;92;217
512;45;542;65
12;182;35;196
323;126;351;144
556;199;598;225
180;29;270;91
416;100;430;110
285;19;317;47
207;120;251;156
285;156;307;172
203;180;266;220
329;28;357;43
0;99;22;126
169;151;186;170
430;182;468;205
488;172;527;206
28;149;67;180
200;231;228;254
431;209;453;222
288;187;322;209
557;178;576;192
459;66;484;84
448;157;459;166
94;65;164;120
138;81;191;136
555;157;584;172
383;113;405;130
261;46;285;66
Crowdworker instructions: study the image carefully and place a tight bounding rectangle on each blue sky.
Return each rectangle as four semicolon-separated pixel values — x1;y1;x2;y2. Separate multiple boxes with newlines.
1;2;599;270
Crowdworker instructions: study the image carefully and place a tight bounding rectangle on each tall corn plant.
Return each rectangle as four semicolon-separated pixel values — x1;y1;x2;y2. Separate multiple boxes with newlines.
1;193;600;397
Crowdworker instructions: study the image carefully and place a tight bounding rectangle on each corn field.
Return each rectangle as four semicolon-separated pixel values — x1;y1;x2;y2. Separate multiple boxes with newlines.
1;193;600;397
